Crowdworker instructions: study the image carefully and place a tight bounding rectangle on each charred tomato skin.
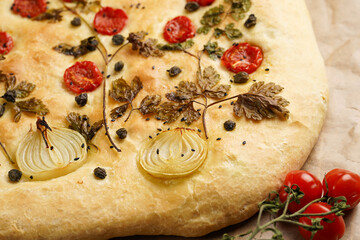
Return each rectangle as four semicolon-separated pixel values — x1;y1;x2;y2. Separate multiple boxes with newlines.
163;16;196;43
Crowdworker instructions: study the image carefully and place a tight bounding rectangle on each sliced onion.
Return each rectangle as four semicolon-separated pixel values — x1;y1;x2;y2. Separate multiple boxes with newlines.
16;127;87;180
138;128;208;178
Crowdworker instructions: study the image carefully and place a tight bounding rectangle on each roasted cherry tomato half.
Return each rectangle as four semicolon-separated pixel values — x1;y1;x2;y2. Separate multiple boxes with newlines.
12;0;47;18
93;7;128;36
63;0;73;2
323;168;360;210
221;43;263;74
163;16;196;43
279;170;323;213
186;0;215;6
63;61;103;94
0;32;14;55
298;202;345;240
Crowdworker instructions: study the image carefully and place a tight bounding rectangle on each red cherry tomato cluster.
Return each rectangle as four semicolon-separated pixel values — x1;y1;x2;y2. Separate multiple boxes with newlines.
280;169;360;240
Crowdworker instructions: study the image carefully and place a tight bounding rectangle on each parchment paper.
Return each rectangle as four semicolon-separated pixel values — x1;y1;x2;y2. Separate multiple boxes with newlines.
116;0;360;239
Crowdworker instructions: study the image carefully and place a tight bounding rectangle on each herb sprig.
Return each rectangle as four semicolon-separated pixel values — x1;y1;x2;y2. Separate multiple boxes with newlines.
222;185;350;240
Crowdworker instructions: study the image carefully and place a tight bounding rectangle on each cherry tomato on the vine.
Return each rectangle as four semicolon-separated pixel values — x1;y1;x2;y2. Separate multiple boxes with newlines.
163;16;196;43
12;0;47;18
279;170;323;213
0;32;14;55
298;202;345;240
93;7;128;36
221;42;263;74
63;61;103;94
186;0;216;6
323;168;360;210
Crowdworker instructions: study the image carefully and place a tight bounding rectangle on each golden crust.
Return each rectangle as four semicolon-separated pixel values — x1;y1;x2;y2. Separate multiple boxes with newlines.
0;0;327;239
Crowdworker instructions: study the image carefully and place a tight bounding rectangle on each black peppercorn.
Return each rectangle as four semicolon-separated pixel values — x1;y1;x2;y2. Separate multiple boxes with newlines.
94;167;107;179
185;2;200;12
224;120;236;131
112;34;124;45
116;128;127;139
244;14;257;28
8;169;22;182
233;72;249;84
114;61;124;72
75;93;88;107
2;90;16;103
71;17;81;27
167;66;182;77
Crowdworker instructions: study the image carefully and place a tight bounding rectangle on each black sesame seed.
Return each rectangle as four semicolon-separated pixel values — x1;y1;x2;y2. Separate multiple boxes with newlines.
81;143;85;148
157;128;162;131
152;66;155;70
242;141;247;145
224;120;236;131
112;34;125;45
114;61;124;72
30;176;33;179
94;167;107;179
216;138;221;141
197;129;201;133
218;105;222;109
50;146;54;150
265;68;270;71
116;128;127;139
75;93;88;107
71;17;81;27
181;154;184;157
149;136;152;139
146;118;150;121
156;149;159;154
107;75;111;78
167;128;170;130
110;146;114;149
8;169;22;182
191;149;195;152
74;157;80;161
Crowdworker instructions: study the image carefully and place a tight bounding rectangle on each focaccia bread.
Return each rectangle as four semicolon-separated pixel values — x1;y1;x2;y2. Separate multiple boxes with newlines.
0;0;327;239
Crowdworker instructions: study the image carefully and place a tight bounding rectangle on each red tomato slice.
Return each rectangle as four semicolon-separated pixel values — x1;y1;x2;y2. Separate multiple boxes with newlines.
279;170;323;213
12;0;47;18
163;16;196;43
186;0;215;6
63;0;73;2
323;168;360;210
93;7;128;36
221;43;263;74
63;61;103;94
0;32;14;55
298;202;345;240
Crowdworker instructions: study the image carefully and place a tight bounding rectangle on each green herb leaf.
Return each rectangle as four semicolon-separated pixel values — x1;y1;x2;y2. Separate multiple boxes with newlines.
13;98;49;122
214;23;242;40
139;95;161;115
157;39;194;51
13;81;36;98
110;103;129;120
127;32;164;57
200;5;225;27
226;0;252;21
203;42;224;60
66;112;103;142
72;0;101;13
198;66;230;99
33;8;64;23
109;76;143;103
221;233;236;240
53;36;98;58
233;81;290;120
0;71;16;90
155;102;185;123
197;26;211;35
166;81;199;103
183;103;201;125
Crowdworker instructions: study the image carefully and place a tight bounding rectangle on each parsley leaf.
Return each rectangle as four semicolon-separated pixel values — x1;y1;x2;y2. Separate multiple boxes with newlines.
14;98;49;122
157;39;194;51
198;66;230;99
165;81;199;103
109;76;143;103
139;95;161;115
127;32;164;57
215;23;242;40
233;81;290;120
53;36;99;58
33;8;64;23
66;112;103;143
203;42;225;60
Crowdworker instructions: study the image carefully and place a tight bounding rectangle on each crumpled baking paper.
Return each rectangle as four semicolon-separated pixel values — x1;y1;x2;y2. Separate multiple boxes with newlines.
115;0;360;239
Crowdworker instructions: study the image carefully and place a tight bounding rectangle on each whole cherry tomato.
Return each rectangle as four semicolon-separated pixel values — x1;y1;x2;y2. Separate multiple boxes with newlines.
93;7;128;35
323;168;360;210
0;32;14;55
298;202;345;240
186;0;215;6
63;61;103;94
12;0;47;18
221;43;263;74
279;170;323;213
163;16;196;43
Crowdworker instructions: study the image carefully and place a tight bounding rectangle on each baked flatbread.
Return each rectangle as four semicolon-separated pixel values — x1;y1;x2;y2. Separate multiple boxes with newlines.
0;0;327;239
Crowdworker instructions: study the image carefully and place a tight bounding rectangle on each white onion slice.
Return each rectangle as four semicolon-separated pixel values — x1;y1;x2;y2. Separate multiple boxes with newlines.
16;127;87;180
138;128;208;178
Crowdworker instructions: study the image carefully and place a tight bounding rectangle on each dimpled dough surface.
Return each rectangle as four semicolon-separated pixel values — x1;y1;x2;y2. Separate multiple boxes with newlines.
0;0;327;239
